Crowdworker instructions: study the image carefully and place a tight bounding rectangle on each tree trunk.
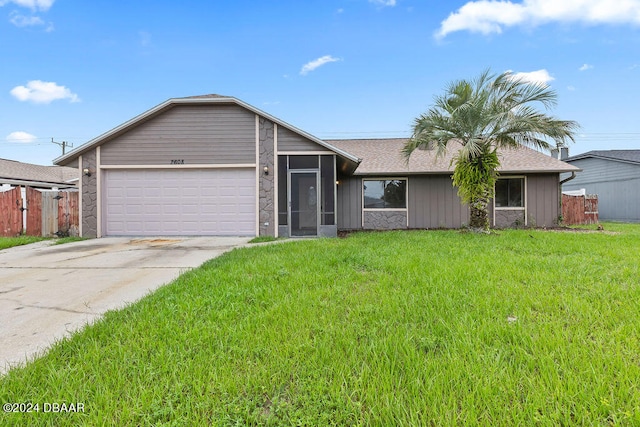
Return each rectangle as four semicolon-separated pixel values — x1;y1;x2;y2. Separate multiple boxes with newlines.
469;196;490;230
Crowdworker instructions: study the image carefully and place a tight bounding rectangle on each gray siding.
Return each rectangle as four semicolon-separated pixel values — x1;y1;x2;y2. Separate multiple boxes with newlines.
526;174;560;227
408;175;469;228
563;158;640;221
278;126;326;152
100;104;256;165
337;173;563;231
337;176;362;229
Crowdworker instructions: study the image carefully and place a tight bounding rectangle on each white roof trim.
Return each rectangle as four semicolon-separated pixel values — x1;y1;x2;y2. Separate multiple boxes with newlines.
54;96;361;165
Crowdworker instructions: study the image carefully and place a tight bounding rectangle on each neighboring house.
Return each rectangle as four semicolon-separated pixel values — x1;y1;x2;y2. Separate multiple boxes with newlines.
0;158;78;189
53;95;579;238
562;150;640;222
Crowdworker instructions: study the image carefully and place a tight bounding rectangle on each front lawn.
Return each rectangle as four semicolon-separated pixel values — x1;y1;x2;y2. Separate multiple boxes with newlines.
1;224;639;425
0;236;49;251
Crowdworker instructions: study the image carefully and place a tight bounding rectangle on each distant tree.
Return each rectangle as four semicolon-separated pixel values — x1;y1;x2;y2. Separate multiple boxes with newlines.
403;69;579;230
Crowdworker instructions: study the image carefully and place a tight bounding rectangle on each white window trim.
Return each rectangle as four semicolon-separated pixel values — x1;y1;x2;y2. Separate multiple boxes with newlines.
493;175;527;226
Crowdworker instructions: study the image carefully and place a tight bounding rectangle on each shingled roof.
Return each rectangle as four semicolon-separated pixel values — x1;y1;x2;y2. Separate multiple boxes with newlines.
327;138;580;175
564;150;640;165
0;158;78;187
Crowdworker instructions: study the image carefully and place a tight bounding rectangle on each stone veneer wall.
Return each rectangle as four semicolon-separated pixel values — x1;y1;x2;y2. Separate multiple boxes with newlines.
494;209;526;228
259;118;275;237
81;150;98;238
363;210;407;230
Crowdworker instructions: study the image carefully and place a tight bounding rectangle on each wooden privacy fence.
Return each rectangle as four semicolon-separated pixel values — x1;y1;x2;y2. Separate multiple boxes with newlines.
0;186;79;237
0;187;23;236
562;193;599;225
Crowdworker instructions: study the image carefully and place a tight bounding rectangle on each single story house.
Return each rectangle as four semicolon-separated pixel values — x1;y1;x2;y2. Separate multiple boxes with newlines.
53;95;579;238
0;158;77;189
562;150;640;222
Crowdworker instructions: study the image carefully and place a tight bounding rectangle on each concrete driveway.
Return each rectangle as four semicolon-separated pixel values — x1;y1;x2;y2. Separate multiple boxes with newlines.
0;236;250;374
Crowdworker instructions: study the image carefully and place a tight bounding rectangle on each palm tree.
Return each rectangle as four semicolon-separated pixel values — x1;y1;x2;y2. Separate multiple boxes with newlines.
403;69;579;231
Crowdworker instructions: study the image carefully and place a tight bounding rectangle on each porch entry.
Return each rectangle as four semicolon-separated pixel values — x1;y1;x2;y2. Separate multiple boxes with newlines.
289;171;319;236
278;155;337;238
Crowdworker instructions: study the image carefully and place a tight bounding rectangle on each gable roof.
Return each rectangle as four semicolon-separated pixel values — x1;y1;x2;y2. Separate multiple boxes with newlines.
327;138;580;175
53;95;360;165
564;150;640;165
0;158;78;187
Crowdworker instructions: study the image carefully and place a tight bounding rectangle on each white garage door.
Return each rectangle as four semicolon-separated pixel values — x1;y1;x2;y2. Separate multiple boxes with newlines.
104;169;255;236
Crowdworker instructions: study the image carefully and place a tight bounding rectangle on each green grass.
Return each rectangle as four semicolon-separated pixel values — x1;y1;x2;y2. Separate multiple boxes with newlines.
248;236;281;244
51;236;87;245
0;236;49;250
2;224;639;426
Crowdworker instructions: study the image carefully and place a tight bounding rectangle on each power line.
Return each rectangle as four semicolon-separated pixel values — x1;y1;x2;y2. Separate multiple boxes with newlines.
51;138;73;155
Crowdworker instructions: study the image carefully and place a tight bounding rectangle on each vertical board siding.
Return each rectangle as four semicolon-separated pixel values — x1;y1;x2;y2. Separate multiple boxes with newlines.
0;187;22;236
277;126;326;152
26;187;42;236
58;191;80;236
526;174;559;227
337;176;362;229
100;104;256;165
41;192;58;236
409;175;469;228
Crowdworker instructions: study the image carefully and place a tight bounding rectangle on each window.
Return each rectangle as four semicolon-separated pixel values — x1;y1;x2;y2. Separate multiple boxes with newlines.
363;179;406;209
495;178;524;208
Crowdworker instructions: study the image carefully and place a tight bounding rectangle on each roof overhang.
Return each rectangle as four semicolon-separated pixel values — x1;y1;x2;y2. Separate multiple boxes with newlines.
565;153;640;166
0;178;77;188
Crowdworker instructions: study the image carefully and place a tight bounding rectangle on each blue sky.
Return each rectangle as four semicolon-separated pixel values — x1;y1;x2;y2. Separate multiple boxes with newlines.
2;0;640;165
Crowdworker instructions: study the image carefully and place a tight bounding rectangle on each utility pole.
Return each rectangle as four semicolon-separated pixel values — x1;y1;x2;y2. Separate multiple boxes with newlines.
51;138;73;155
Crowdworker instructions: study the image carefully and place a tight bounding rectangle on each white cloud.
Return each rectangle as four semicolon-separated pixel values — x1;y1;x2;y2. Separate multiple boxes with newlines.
579;63;594;71
369;0;397;6
436;0;640;39
6;131;37;143
10;80;80;104
0;0;54;11
9;12;43;27
567;85;576;91
507;69;555;85
300;55;341;76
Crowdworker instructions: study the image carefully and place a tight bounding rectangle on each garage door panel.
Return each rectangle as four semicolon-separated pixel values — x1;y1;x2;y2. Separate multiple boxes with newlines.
104;169;256;236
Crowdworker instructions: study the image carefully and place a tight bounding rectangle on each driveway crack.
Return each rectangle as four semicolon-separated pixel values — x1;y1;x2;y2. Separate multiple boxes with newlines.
1;298;94;315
